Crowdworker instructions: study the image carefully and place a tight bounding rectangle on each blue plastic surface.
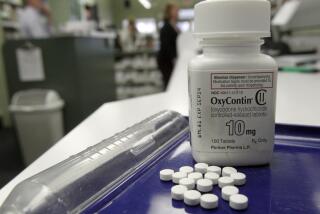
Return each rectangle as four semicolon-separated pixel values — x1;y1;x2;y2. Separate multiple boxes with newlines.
85;124;320;214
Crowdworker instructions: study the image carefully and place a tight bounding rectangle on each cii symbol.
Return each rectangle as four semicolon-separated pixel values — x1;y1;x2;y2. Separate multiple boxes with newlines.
255;89;267;106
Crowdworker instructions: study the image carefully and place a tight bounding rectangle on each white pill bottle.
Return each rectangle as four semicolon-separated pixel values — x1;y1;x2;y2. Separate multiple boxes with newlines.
189;0;278;166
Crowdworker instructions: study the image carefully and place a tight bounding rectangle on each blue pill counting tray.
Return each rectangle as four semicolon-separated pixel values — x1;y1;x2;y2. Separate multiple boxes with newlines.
2;111;319;214
86;124;320;214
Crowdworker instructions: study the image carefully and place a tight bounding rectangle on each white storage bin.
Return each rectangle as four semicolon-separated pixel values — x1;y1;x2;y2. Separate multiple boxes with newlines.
10;89;64;165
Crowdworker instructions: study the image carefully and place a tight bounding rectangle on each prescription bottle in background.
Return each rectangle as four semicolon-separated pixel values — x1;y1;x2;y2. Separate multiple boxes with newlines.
189;0;278;166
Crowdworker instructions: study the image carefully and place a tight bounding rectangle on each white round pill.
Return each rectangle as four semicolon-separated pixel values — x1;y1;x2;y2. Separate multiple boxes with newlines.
218;176;234;188
159;169;174;181
172;172;187;184
229;194;249;210
171;185;188;200
188;172;203;182
179;166;194;175
207;166;221;176
184;190;201;206
222;186;239;201
197;179;213;192
195;163;208;174
204;172;219;185
231;172;246;186
179;178;195;190
222;167;237;177
200;194;219;209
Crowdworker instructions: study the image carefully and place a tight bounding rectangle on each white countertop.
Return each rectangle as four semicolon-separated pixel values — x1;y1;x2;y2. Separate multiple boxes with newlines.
1;42;320;205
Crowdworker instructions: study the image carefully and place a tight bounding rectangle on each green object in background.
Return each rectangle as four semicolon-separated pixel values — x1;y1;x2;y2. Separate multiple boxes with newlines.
280;66;318;73
48;0;72;28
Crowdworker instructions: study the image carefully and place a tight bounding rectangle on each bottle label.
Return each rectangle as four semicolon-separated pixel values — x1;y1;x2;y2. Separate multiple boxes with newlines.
189;70;277;153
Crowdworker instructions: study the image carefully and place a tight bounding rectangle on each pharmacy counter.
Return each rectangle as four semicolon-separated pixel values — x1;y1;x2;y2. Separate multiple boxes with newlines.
1;48;320;206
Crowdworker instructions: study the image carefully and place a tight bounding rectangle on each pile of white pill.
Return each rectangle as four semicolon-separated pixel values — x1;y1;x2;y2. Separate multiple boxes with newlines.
159;164;248;210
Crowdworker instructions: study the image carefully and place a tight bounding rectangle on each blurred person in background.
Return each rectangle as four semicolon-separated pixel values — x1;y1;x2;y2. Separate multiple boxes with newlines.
18;0;52;38
84;4;94;21
83;4;100;31
84;4;100;24
157;3;180;89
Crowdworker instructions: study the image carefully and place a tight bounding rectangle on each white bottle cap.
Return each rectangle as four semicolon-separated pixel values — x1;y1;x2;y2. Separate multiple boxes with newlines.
194;0;271;38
